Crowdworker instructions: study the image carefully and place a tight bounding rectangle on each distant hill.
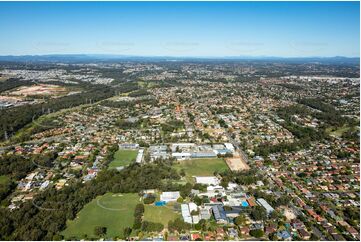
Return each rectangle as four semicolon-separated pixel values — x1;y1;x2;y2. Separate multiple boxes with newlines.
0;54;359;65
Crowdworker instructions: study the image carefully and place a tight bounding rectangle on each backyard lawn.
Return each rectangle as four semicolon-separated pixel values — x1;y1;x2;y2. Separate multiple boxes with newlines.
108;149;138;169
61;193;139;240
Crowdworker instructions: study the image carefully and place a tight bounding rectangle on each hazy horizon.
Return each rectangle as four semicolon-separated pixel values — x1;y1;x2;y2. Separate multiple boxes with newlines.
0;1;359;57
0;53;360;59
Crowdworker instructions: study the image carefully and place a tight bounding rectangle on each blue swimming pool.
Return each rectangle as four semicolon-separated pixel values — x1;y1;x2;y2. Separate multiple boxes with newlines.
155;201;166;206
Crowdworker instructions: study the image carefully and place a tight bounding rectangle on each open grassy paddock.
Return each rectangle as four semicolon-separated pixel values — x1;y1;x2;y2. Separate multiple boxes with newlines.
108;149;138;169
61;193;140;240
326;125;354;137
173;158;229;182
143;203;180;227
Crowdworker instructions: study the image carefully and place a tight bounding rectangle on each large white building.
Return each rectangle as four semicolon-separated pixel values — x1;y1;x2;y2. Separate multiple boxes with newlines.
119;143;139;149
171;152;192;160
181;203;200;224
171;143;195;152
160;191;180;202
136;149;144;163
188;202;198;212
257;198;274;214
181;204;193;224
224;143;235;153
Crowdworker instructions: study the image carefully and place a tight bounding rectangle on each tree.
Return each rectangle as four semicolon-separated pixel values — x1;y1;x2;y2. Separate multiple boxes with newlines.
52;234;63;241
194;223;202;230
94;226;107;237
250;229;264;238
234;214;247;226
133;203;144;230
193;195;202;206
309;233;319;241
251;206;267;221
198;219;207;231
202;196;210;204
180;183;193;198
180;169;186;177
123;227;132;239
134;203;145;217
191;210;199;216
168;218;191;232
270;210;279;219
143;196;156;204
141;221;164;232
133;218;142;230
269;232;278;241
218;119;228;128
220;177;229;189
274;195;290;207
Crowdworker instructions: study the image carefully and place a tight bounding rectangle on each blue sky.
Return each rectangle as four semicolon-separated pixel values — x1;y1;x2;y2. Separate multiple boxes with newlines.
0;1;359;57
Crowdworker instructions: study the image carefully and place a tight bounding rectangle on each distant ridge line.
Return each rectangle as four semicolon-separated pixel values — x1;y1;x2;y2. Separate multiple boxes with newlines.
0;54;359;65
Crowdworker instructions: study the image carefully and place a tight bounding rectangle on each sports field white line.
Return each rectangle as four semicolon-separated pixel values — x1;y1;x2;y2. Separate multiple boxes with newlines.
96;198;127;211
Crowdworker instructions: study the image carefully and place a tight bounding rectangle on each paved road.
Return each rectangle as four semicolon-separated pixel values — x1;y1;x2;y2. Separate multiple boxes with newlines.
226;132;249;164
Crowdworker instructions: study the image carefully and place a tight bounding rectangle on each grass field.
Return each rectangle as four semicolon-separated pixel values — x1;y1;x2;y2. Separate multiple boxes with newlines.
144;204;180;227
61;193;139;240
108;149;138;169
0;175;9;185
137;81;159;88
173;158;229;182
326;125;352;137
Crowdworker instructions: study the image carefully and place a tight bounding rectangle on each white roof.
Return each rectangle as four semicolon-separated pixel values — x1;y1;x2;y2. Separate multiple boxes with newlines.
257;198;274;214
224;143;235;150
189;202;198;212
136;149;144;163
171;143;195;147
213;144;225;149
40;181;50;190
160;191;180;201
227;182;238;190
181;204;192;224
172;152;192;157
192;215;200;224
181;204;190;213
207;185;224;191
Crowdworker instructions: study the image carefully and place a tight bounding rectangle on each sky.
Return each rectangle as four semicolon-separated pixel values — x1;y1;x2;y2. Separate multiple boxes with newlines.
0;1;359;57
